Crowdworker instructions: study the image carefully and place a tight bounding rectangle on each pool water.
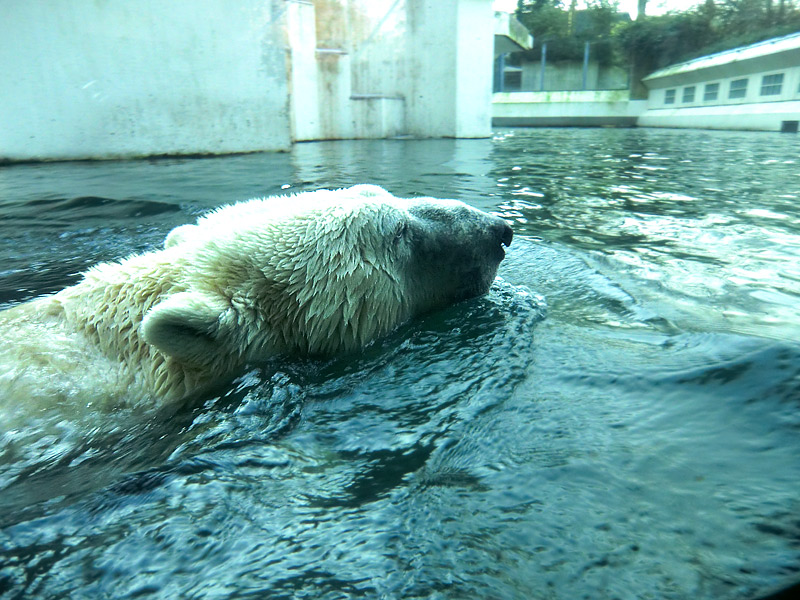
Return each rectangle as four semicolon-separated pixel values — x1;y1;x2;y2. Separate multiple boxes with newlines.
1;128;799;599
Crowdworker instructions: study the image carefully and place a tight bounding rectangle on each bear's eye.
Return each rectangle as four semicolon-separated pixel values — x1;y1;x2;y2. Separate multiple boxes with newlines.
393;221;409;242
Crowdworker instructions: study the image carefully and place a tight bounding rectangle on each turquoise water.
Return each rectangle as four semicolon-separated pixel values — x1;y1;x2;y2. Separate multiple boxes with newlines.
1;128;799;599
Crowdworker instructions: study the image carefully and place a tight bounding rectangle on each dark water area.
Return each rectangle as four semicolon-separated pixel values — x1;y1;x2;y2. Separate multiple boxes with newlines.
1;128;799;599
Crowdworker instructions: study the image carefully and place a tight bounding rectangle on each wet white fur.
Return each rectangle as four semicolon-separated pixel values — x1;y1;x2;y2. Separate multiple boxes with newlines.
0;185;495;423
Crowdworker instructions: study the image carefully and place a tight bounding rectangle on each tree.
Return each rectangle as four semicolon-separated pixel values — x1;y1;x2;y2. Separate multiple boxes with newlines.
614;0;800;71
512;0;800;95
514;0;624;64
516;1;571;42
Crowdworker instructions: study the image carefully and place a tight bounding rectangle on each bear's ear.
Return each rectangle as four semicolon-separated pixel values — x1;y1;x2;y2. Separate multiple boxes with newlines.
164;224;199;248
142;292;229;365
348;184;390;198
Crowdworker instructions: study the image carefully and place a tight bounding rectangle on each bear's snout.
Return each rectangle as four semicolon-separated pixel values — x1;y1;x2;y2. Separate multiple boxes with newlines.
488;218;513;261
497;220;513;248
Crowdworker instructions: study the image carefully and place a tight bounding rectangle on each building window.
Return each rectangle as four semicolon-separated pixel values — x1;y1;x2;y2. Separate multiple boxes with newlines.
761;73;784;96
703;82;720;102
664;89;676;104
682;86;696;103
729;78;748;99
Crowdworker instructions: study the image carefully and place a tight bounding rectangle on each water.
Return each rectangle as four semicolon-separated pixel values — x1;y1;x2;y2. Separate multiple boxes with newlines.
1;128;799;599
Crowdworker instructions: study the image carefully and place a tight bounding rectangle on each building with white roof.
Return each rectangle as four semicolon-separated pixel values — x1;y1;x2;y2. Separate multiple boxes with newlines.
638;32;800;132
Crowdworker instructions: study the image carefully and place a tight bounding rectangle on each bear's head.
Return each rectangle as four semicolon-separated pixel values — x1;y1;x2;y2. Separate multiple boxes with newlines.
142;185;512;366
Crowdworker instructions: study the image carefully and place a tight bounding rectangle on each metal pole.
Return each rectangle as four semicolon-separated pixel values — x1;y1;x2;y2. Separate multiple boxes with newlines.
582;41;590;90
494;53;506;93
539;42;547;91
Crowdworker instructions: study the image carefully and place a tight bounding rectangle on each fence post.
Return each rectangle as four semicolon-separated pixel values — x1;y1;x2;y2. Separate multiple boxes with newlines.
582;41;590;90
539;42;547;91
494;53;506;93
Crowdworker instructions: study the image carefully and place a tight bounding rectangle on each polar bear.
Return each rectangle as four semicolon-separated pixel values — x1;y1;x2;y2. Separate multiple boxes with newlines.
0;185;512;422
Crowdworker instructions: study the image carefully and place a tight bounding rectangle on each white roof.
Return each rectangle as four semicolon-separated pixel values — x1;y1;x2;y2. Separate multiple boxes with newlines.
643;32;800;82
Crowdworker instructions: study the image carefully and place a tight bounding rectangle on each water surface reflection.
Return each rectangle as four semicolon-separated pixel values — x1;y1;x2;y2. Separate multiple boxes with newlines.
0;128;799;599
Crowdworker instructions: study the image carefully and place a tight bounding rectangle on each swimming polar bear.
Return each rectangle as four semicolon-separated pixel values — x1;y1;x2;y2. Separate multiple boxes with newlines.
0;185;512;424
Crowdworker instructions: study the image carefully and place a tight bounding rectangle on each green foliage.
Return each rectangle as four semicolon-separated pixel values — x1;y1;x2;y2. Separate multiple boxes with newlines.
515;0;570;41
514;0;626;65
614;0;800;69
514;0;800;72
613;9;717;69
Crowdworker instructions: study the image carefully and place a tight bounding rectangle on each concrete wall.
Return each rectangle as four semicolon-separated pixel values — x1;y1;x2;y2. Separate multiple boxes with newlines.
519;60;628;92
305;0;408;140
349;0;407;99
1;0;498;162
291;0;495;141
494;11;533;57
0;0;291;162
286;0;322;142
405;0;494;138
637;102;800;131
492;90;646;127
454;0;496;137
287;0;410;141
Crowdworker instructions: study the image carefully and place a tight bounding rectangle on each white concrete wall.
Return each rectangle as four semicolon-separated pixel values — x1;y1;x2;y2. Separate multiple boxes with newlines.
492;91;646;127
287;0;407;141
405;0;494;138
0;0;291;162
1;0;499;161
637;101;800;131
316;50;357;139
286;0;494;142
454;0;495;137
405;0;458;137
351;97;406;138
286;0;322;142
349;0;407;99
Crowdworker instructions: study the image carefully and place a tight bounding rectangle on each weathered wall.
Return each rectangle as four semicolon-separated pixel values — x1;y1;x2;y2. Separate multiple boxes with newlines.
286;0;322;142
290;0;494;142
405;0;494;138
519;61;628;92
492;90;646;127
405;0;458;137
0;0;291;162
349;0;407;99
637;102;800;131
1;0;498;161
454;0;495;137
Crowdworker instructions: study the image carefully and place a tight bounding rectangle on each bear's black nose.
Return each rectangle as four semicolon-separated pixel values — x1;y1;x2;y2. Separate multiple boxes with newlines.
500;222;513;247
491;219;513;248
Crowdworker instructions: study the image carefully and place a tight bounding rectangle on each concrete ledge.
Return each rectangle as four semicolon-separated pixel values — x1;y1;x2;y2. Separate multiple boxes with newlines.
492;91;646;127
494;90;632;103
638;100;800;131
493;116;639;127
494;11;533;55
